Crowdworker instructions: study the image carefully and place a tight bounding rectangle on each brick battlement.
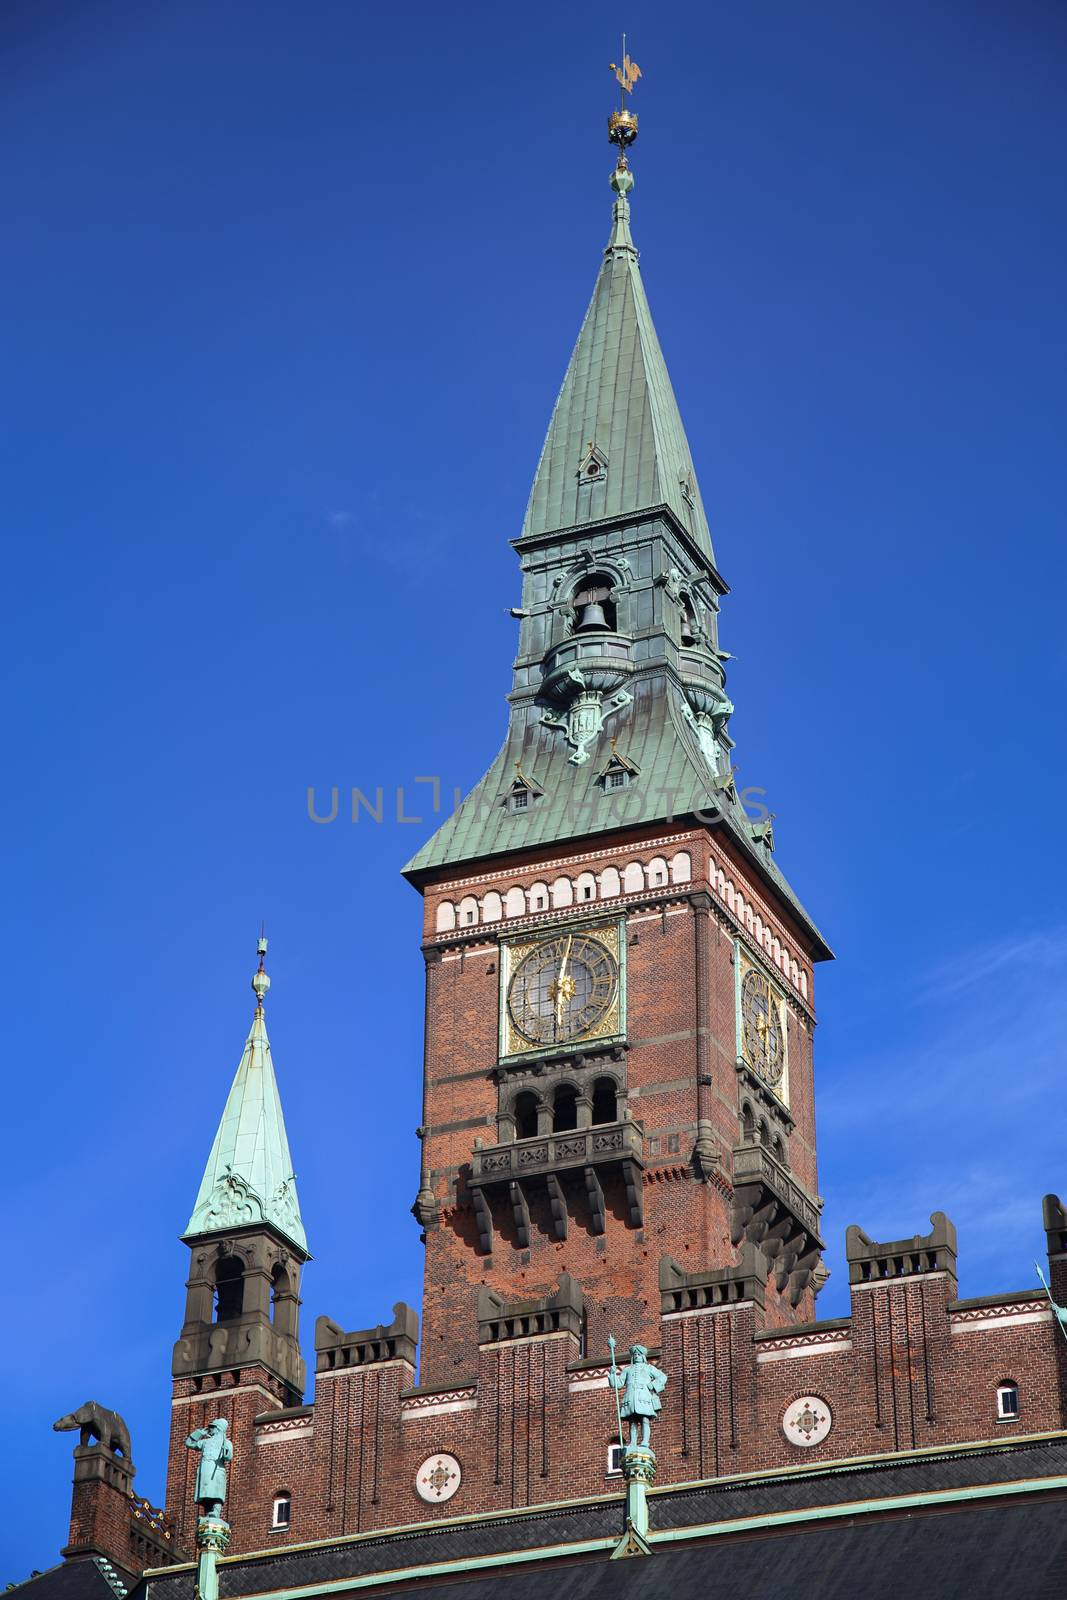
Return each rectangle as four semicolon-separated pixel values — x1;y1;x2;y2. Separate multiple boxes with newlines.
158;1199;1067;1557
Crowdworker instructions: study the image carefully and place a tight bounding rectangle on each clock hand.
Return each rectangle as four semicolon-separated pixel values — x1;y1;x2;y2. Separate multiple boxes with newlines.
556;935;573;1032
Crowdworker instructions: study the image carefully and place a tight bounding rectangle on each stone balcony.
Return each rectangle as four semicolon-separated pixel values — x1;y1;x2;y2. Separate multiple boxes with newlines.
467;1119;645;1254
730;1142;825;1308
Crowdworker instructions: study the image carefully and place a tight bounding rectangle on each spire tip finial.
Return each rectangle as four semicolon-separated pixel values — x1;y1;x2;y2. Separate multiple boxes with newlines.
252;930;270;1009
607;36;640;167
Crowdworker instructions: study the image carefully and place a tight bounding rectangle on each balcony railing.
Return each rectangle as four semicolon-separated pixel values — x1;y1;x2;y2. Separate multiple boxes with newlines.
472;1119;643;1182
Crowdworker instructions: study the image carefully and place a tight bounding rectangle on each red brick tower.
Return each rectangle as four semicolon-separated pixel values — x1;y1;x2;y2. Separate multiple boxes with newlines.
403;141;832;1389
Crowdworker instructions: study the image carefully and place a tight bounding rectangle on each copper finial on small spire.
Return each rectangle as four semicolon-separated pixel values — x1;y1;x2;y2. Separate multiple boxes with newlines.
608;35;640;162
252;929;270;1009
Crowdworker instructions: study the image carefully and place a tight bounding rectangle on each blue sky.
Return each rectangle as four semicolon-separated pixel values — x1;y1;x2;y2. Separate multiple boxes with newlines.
3;0;1066;1575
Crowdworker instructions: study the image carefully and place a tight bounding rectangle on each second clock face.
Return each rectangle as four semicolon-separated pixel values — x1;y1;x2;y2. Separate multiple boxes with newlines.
506;930;620;1047
741;966;784;1088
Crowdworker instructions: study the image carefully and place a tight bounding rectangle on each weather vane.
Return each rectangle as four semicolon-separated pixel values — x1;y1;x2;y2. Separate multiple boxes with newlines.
608;35;641;162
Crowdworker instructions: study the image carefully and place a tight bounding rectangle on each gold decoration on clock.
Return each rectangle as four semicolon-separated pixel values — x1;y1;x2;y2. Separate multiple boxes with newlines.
502;922;622;1055
740;964;785;1090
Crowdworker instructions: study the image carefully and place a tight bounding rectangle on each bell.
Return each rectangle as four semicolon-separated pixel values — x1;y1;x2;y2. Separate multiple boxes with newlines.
577;601;609;631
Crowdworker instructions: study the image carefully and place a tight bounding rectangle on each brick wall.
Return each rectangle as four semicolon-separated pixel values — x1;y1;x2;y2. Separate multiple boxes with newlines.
172;1259;1066;1555
148;817;1067;1558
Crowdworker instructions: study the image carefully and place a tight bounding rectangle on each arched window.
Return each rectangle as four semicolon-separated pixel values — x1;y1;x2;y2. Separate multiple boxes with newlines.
528;881;549;913
741;1103;755;1142
552;1084;578;1132
270;1263;297;1337
482;891;502;922
647;857;668;888
551;876;574;908
435;901;456;933
271;1493;291;1530
591;1078;617;1125
513;1091;539;1141
270;1263;290;1317
600;866;621;898
459;895;478;926
214;1255;244;1322
504;886;526;918
575;871;597;903
996;1382;1020;1421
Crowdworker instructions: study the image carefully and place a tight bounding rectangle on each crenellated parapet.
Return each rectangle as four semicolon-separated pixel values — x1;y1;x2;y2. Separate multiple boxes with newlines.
477;1273;585;1344
845;1211;958;1288
314;1303;418;1372
659;1243;767;1314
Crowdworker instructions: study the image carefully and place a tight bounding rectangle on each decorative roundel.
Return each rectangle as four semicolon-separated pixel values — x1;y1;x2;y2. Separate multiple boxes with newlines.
415;1452;462;1504
782;1395;833;1448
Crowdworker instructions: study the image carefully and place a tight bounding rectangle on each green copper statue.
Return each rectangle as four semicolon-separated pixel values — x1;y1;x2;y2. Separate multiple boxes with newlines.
608;1340;668;1450
185;1418;233;1517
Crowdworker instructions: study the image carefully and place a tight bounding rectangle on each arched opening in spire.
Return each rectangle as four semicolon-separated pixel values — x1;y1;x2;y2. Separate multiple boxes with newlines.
271;1262;297;1338
573;575;616;633
214;1255;245;1322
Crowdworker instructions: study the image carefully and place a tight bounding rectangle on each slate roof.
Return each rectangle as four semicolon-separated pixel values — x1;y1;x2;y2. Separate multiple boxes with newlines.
520;186;714;562
184;983;307;1255
6;1560;133;1600
300;1498;1067;1599
137;1433;1067;1600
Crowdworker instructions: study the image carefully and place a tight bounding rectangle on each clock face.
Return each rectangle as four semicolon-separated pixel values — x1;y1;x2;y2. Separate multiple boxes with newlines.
741;966;784;1088
506;931;620;1047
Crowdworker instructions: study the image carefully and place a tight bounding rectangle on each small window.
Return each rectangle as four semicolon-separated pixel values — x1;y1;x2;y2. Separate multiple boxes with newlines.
582;884;594;899
272;1494;291;1530
607;1443;625;1476
534;896;546;910
464;909;475;924
608;770;629;790
996;1383;1019;1421
511;790;528;812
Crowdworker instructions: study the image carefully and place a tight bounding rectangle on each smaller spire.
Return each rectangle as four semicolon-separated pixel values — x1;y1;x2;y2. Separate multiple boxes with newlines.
183;936;307;1255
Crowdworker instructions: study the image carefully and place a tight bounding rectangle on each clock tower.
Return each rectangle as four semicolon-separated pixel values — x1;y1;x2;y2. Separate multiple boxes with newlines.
403;129;831;1388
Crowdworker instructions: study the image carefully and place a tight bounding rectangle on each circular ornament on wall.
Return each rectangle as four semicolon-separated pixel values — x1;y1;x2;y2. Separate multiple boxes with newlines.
415;1452;462;1504
782;1396;832;1448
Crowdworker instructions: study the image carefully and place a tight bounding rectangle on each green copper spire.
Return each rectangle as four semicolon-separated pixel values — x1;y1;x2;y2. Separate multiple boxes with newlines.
404;91;828;957
183;938;308;1256
520;154;714;561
